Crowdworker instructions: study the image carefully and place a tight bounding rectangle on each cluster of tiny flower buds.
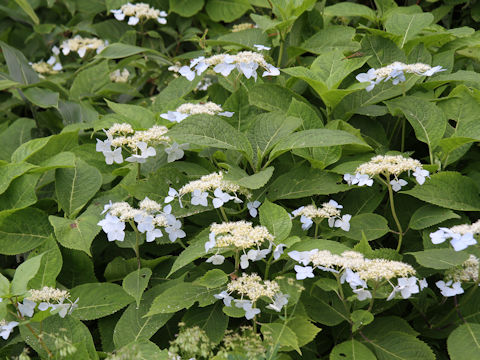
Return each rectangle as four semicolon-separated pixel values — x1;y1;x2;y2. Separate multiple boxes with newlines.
430;219;479;251
356;62;446;91
60;35;108;58
167;324;214;359
232;23;256;32
96;123;185;164
344;155;430;191
98;198;185;243
179;51;280;82
219;326;267;358
215;274;288;319
446;254;479;283
16;287;78;321
111;2;167;25
289;249;424;301
160;102;234;123
205;220;284;269
292;200;351;231
165;172;251;210
110;68;130;83
30;60;61;76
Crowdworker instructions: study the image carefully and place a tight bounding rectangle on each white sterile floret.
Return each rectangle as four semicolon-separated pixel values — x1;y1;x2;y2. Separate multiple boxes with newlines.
266;292;289;312
205;232;216;252
206;254;225;265
240;301;261;320
214;290;233;306
165;219;186;242
292;201;351;232
334;214;352;232
356;62;446;91
179;51;280;82
97;214;126;241
273;244;286;260
412;167;430;185
430;224;478;251
353;288;372;301
213;188;235;208
344;173;373;186
390;179;408;192
60;35;108;57
294;265;315;280
247;200;261;217
110;68;130;83
18;298;36;317
125;141;156;163
254;44;271;51
0;321;19;340
165;142;188;163
436;280;464;297
111;2;167;25
160;102;234;123
387;276;420;301
191;189;209;207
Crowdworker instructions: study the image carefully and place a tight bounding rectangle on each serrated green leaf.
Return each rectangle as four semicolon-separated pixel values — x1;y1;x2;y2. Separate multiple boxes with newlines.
409;249;468;269
205;0;251;22
300;26;359;54
123;268;152;308
27;236;62;289
259;200;292;242
0;41;38;85
170;0;204;16
262;323;301;355
385;12;434;48
183;302;228;343
224;166;274;189
366;331;435;360
448;323;480;360
330;340;377;360
409;205;460;230
168;228;209;277
11;253;44;295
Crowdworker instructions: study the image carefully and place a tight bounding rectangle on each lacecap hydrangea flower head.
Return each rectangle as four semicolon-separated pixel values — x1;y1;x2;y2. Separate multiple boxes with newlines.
178;51;280;81
110;2;167;25
344;154;430;191
292;200;351;232
59;35;108;58
429;219;479;252
160;102;234;123
356;62;446;91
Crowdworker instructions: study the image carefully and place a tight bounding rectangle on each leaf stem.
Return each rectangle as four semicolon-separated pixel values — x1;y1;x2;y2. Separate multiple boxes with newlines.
129;220;142;269
219;206;229;222
387;182;403;252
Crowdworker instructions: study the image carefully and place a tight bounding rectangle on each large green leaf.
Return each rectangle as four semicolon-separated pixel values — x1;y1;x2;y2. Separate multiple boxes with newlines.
324;3;376;21
11;253;44;295
248;84;308;112
0;162;36;195
224;166;274;189
0;173;39;213
448;323;480;360
168;229;209;277
299;26;359;54
386;96;446;152
0;118;35;161
361;35;406;68
183;302;228;343
70;61;110;100
205;0;251;22
409;249;468;270
336;213;389;241
385;12;434;48
55;158;102;218
0;41;38;85
331;340;376;360
366;331;435;360
261;323;301;355
168;115;253;160
71;283;133;320
27;236;62;289
123;268;152;308
409;205;460;230
0;208;51;255
13;0;39;24
106;100;156;128
269;129;370;161
23;87;59;108
169;0;204;16
259;200;292;242
268;167;348;201
403;171;480;211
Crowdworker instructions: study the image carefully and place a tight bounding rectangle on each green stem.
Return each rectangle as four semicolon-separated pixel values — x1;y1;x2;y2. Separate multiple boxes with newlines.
264;253;274;279
387;182;403;252
314;222;319;239
400;117;406;153
367;282;379;312
277;34;285;68
234;250;240;273
219;206;229;222
130;221;142;269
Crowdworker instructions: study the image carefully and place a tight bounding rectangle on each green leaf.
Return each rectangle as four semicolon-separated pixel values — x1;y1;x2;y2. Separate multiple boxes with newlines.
71;283;133;320
366;331;435;360
270;129;370;161
112;340;167;360
248;84;308;112
303;287;349;326
0;208;51;255
0;41;39;85
168;115;253;160
385;12;434;48
259;200;292;242
339;213;389;241
11;253;43;295
70;61;110;100
170;0;204;16
361;35;406;68
261;323;301;355
403;171;480;211
14;0;39;24
106;100;156;128
27;236;62;289
268;167;348;201
324;3;376;21
55;158;102;218
194;269;228;288
448;323;480;360
409;205;460;230
299;26;359;54
183;302;228;343
330;340;377;360
0;118;35;161
205;0;251;22
0;162;36;195
210;28;269;49
23;87;59;108
97;43;167;61
351;310;374;332
224;166;274;190
386;96;446;152
147;282;220;315
113;284;174;348
123;268;152;308
409;249;468;270
168;229;209;276
20;316;98;360
285;317;321;349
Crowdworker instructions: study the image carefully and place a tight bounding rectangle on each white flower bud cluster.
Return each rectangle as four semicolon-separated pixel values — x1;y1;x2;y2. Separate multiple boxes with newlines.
219;326;267;359
59;35;108;58
167;324;214;359
215;274;288;320
30;60;61;76
292;200;351;231
179;172;248;197
178;51;280;81
111;2;167;26
232;23;255;32
110;68;130;83
209;221;274;250
430;222;478;252
290;249;421;301
160;102;234;123
98;198;186;243
344;155;430;190
446;254;479;283
356;62;446;91
96;123;173;165
17;287;78;320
